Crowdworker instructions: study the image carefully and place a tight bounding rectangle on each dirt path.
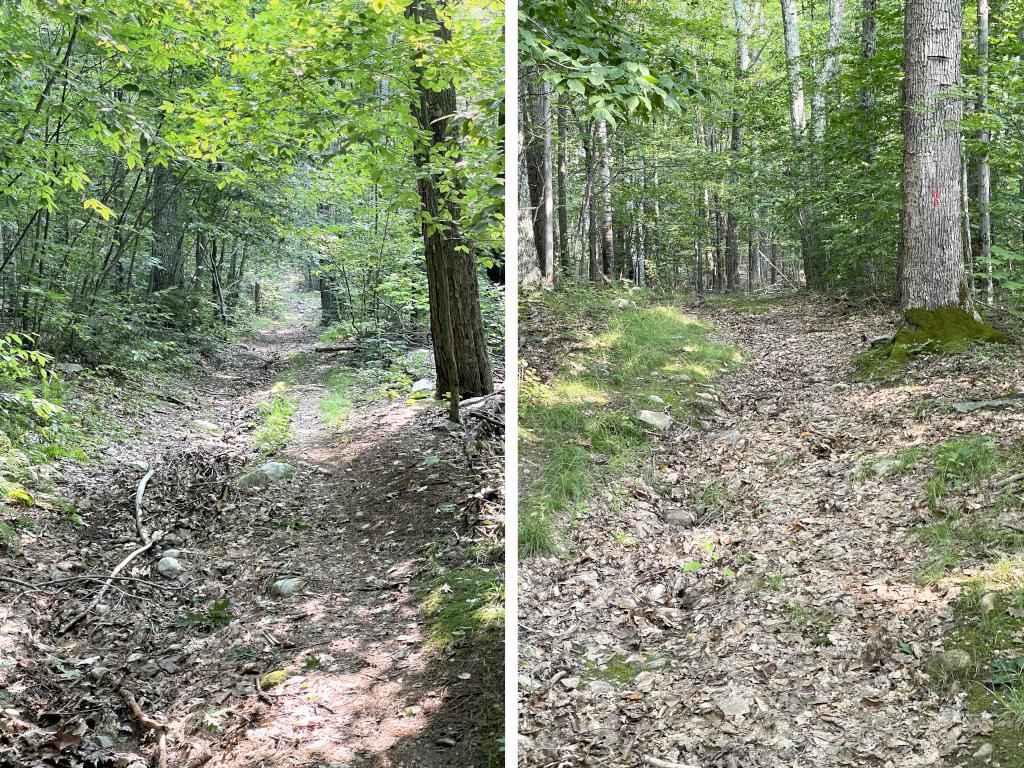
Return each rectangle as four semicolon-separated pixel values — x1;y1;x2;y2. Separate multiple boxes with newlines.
1;281;502;768
519;296;1024;768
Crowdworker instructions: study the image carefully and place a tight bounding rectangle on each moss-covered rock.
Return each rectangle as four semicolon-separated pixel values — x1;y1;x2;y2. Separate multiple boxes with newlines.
854;305;1006;382
896;306;1006;348
259;669;292;690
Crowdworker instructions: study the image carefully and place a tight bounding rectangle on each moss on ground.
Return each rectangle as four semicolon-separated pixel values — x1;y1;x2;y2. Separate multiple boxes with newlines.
420;567;504;651
854;305;1007;381
519;288;739;557
938;583;1024;766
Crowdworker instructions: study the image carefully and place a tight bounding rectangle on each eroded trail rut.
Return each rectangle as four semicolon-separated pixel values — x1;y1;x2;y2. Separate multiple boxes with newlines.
520;297;1024;768
2;287;501;768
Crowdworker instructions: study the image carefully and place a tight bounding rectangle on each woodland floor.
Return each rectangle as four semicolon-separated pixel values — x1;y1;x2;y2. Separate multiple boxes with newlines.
0;280;504;768
519;292;1024;768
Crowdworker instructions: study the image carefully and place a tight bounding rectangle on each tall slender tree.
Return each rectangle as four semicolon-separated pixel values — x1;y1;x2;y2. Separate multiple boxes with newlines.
899;0;966;310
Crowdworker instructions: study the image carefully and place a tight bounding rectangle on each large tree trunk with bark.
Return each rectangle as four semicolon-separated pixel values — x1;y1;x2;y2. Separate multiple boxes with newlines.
407;0;493;400
899;0;966;310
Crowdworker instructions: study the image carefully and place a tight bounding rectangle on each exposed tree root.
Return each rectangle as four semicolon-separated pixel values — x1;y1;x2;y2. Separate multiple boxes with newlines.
59;468;158;634
117;685;167;768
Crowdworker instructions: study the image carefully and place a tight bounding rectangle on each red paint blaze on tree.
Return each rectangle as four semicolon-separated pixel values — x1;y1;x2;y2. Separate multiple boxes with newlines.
931;188;940;208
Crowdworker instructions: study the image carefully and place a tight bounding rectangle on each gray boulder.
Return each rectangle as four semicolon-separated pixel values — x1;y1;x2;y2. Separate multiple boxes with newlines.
237;461;294;489
636;410;673;430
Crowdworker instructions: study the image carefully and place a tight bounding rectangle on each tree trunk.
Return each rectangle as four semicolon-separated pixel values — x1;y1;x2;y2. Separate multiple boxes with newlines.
976;0;992;305
407;0;493;400
149;165;182;292
899;0;966;310
523;72;555;285
556;103;570;274
811;0;846;141
597;120;613;277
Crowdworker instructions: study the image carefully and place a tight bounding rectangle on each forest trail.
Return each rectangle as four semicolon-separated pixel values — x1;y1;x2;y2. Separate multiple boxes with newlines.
520;296;1024;768
2;278;502;768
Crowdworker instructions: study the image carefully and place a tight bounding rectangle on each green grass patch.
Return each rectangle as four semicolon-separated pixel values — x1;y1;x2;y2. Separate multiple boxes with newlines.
583;654;643;685
519;288;739;557
320;366;356;430
912;515;1024;584
421;567;504;651
927;434;1000;510
934;582;1024;765
255;385;298;455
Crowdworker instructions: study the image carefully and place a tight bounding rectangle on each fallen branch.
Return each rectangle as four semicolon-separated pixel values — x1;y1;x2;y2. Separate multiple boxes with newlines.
117;686;167;768
134;467;157;542
59;469;158;634
314;344;356;353
995;473;1024;490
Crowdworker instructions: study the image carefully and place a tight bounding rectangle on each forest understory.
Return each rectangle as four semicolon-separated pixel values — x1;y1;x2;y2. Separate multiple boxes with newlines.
0;280;505;768
519;291;1024;768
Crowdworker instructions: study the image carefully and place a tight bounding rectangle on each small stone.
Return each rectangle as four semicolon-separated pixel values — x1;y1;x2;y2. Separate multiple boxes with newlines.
926;649;973;677
409;378;435;398
708;429;743;444
718;694;750;717
979;592;1000;615
156;557;184;579
159;549;182;559
270;577;306;597
129;460;149;472
648;395;665;405
870;459;902;477
973;743;994;760
613;298;631;309
636;410;673;430
588;680;614;694
647;584;666;603
634;671;655;690
55;362;84;374
665;508;696;527
561;677;581;690
190;419;220;433
259;669;291;690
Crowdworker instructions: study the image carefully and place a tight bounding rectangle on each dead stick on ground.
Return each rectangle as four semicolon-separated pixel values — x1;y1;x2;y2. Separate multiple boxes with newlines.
59;469;157;634
117;686;167;768
995;473;1024;490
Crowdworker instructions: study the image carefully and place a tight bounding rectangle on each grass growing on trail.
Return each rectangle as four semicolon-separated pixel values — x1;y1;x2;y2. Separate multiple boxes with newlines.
320;366;356;429
421;567;504;650
255;385;298;454
519;288;740;557
927;434;1000;510
909;435;1024;583
932;582;1024;765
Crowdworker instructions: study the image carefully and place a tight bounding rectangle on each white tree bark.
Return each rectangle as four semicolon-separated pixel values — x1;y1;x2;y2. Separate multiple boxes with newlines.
780;0;806;138
811;0;846;141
